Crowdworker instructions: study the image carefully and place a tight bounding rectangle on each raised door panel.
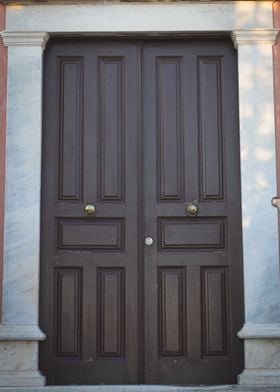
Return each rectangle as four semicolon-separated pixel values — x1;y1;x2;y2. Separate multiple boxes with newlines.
98;58;125;202
156;57;184;201
58;58;83;202
201;267;229;357
158;268;186;357
57;218;125;251
198;57;224;201
97;268;125;358
158;218;225;250
54;268;82;358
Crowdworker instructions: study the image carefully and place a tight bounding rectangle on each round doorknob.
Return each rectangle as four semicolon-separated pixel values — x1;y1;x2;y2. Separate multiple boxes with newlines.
272;196;280;210
145;237;154;246
84;204;96;216
185;203;199;217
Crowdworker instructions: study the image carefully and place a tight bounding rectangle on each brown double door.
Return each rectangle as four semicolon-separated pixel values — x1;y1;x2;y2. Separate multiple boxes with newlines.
40;38;244;385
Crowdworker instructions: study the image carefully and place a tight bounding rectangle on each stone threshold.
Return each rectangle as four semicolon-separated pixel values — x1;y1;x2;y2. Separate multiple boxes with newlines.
1;386;280;392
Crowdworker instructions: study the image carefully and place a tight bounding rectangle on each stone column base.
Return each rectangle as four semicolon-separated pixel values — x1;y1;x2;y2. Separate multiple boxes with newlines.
238;323;280;386
0;371;45;387
239;369;280;385
0;325;46;387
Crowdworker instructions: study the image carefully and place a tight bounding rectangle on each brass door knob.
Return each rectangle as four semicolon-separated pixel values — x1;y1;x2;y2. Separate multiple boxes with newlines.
272;197;280;210
185;203;199;217
84;204;96;216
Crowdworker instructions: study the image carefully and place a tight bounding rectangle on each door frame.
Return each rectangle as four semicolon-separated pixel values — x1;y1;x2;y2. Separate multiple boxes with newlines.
1;1;280;387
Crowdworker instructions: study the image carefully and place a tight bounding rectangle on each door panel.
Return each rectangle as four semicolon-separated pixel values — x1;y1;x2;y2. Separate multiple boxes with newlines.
40;38;243;385
40;40;140;385
142;41;243;384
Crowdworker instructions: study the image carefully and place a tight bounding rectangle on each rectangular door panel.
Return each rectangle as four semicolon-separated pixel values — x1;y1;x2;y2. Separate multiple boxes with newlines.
158;268;186;357
158;218;225;250
57;218;125;251
98;57;125;202
97;268;125;358
58;57;84;202
54;268;82;359
198;56;224;201
201;267;229;357
156;57;184;201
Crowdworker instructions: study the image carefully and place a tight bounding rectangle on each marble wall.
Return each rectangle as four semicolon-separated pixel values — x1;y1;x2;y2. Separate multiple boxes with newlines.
5;2;274;32
0;0;280;387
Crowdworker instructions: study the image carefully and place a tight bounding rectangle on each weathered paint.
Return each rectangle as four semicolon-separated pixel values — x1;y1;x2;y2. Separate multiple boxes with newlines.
0;3;6;322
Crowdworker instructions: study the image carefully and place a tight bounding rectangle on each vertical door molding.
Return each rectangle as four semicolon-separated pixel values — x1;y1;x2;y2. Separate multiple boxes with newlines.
232;28;280;385
0;31;48;387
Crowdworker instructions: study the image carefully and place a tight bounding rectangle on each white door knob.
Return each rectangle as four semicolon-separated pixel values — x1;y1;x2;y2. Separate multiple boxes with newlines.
145;237;154;246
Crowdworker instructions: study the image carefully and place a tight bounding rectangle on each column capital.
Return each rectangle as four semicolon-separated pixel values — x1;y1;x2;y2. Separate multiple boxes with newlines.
231;29;279;49
1;31;49;49
0;325;46;341
238;323;280;339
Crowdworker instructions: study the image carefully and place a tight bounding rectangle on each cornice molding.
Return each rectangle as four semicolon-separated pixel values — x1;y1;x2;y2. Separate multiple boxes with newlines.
0;325;46;341
1;31;49;49
238;323;280;339
3;0;276;3
231;29;279;49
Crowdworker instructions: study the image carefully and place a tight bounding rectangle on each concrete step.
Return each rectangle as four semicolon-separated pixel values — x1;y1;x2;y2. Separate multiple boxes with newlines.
1;386;280;392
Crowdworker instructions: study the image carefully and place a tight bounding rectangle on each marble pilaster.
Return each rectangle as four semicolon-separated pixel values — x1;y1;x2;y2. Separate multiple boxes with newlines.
0;31;48;387
232;29;280;385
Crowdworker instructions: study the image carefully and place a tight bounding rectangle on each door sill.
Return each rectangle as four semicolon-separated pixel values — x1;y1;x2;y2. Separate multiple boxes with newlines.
0;385;280;392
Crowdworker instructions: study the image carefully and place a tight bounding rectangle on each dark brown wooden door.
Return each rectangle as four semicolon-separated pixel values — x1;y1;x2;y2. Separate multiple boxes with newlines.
40;40;140;384
142;40;243;384
40;38;243;385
